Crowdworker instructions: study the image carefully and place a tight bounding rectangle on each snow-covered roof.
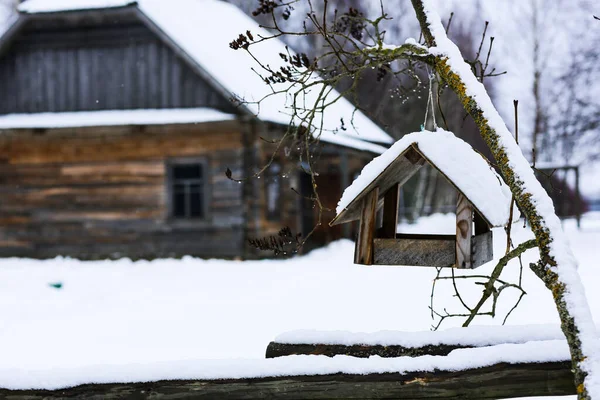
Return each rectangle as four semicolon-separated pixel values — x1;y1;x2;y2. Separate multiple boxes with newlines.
19;0;134;11
332;129;513;227
17;0;394;153
0;108;235;129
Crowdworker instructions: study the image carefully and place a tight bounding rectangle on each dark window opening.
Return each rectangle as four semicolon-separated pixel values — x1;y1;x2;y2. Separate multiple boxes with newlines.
169;162;206;219
265;162;282;221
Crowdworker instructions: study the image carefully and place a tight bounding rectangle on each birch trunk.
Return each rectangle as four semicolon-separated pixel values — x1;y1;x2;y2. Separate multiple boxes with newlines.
409;0;599;398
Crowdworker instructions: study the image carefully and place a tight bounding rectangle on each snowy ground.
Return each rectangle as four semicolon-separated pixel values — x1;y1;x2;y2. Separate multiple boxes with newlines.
1;213;599;398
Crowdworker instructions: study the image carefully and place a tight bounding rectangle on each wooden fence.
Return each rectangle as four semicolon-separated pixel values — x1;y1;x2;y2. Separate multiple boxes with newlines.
0;332;577;399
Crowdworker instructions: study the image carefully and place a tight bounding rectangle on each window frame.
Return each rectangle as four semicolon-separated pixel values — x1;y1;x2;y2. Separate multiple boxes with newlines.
166;158;210;222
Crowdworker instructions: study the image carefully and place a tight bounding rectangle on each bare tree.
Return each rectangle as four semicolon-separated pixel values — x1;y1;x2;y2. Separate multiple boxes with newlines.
518;0;600;165
549;15;600;164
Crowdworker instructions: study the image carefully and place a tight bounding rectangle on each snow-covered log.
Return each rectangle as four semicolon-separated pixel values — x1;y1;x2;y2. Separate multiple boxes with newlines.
267;324;571;359
0;362;575;399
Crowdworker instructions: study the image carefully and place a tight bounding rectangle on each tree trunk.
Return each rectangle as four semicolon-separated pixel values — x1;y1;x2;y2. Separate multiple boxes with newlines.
409;0;599;398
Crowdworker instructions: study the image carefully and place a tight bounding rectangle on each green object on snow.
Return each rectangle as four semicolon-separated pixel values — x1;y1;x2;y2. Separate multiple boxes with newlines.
48;282;63;290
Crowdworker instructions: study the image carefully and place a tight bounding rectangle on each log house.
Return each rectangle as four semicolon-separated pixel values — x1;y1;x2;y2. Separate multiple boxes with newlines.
0;0;394;259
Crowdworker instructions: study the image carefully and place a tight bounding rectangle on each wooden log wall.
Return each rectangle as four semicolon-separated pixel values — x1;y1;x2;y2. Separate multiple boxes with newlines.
0;122;245;259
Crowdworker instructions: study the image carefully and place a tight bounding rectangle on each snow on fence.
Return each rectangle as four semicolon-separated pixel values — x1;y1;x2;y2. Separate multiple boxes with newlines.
0;325;578;399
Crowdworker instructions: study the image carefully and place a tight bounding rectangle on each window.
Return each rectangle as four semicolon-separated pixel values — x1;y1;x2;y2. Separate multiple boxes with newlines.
168;161;207;219
265;162;282;220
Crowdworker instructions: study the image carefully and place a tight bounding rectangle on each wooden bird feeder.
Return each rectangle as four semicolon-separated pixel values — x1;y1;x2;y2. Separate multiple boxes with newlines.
330;130;512;269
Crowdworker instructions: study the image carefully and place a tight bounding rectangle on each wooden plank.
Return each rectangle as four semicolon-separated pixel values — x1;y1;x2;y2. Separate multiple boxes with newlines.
373;236;455;267
66;47;78;111
331;146;425;226
0;161;164;187
124;43;135;109
137;43;148;108
380;183;399;238
160;43;170;108
171;49;182;108
0;362;575;399
1;129;242;165
77;47;90;110
472;231;493;268
354;187;379;265
456;193;473;269
147;41;159;109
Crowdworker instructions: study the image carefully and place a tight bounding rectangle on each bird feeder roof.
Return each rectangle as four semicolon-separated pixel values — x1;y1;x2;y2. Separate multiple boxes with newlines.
331;129;513;228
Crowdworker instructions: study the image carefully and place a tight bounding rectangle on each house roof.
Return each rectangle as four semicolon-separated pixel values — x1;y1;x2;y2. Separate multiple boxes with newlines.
332;130;513;228
0;108;235;129
16;0;393;154
0;108;388;153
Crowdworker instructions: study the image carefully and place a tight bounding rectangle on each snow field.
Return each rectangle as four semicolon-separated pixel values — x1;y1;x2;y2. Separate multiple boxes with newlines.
0;213;598;398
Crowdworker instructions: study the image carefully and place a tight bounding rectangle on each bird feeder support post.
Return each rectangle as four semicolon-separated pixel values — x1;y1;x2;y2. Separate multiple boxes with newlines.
381;183;400;239
456;193;473;268
355;187;379;265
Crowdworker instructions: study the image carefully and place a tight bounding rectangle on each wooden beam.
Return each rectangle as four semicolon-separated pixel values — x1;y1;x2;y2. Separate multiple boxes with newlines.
0;362;575;399
456;193;473;269
380;183;399;238
354;187;379;265
373;236;455;267
472;231;493;268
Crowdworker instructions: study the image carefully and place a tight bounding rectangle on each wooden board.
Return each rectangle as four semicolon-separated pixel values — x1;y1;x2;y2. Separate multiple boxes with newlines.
0;124;243;165
0;362;575;399
372;232;492;269
373;234;455;267
354;187;379;265
472;231;493;268
380;183;399;238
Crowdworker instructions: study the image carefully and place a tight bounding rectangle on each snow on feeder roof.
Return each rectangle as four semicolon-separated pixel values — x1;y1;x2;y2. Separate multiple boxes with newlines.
332;129;512;228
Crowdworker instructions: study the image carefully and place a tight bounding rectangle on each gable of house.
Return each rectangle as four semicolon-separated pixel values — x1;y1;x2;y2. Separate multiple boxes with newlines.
0;5;237;115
